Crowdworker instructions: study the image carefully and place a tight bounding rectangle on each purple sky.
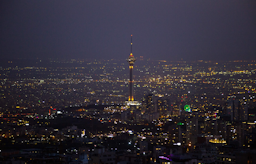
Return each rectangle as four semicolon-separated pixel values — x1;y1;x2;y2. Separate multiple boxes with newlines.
0;0;256;61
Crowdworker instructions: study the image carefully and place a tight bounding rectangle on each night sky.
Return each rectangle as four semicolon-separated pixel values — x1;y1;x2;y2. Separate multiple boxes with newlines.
0;0;256;61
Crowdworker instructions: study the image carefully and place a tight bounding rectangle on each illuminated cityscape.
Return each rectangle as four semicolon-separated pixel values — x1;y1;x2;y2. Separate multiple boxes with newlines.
0;58;256;163
1;1;256;164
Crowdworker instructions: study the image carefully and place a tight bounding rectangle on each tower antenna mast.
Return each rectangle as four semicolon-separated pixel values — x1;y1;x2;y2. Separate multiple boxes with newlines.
131;34;132;55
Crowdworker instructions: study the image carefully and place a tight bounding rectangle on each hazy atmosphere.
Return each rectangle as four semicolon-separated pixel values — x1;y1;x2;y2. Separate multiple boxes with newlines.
2;1;256;163
1;0;256;61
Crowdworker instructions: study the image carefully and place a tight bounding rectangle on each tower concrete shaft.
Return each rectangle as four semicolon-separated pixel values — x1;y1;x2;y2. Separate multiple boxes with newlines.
129;65;133;101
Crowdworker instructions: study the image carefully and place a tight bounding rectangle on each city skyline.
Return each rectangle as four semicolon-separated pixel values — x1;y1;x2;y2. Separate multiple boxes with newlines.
1;58;256;163
1;1;256;163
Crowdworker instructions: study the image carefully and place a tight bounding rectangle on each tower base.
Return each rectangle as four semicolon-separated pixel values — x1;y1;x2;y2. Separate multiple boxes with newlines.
125;101;140;106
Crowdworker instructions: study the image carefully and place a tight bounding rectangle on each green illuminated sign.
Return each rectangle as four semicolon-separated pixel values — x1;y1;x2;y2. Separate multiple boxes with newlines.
184;105;191;112
177;122;184;125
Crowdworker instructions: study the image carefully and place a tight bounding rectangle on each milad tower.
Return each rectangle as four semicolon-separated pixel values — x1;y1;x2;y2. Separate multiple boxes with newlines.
126;35;139;106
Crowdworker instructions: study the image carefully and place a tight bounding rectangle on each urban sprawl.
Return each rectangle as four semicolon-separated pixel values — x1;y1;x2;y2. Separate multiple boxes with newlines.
0;58;256;164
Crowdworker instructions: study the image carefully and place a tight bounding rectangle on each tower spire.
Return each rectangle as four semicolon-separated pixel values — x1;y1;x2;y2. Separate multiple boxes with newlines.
130;34;133;56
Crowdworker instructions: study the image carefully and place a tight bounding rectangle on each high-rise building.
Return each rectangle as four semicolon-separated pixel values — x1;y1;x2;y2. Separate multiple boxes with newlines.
227;99;248;121
156;97;170;116
227;99;239;121
186;115;198;145
240;103;248;121
142;94;154;112
140;140;148;154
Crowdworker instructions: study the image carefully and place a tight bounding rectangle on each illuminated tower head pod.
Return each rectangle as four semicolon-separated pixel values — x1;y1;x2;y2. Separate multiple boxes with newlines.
127;35;136;66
